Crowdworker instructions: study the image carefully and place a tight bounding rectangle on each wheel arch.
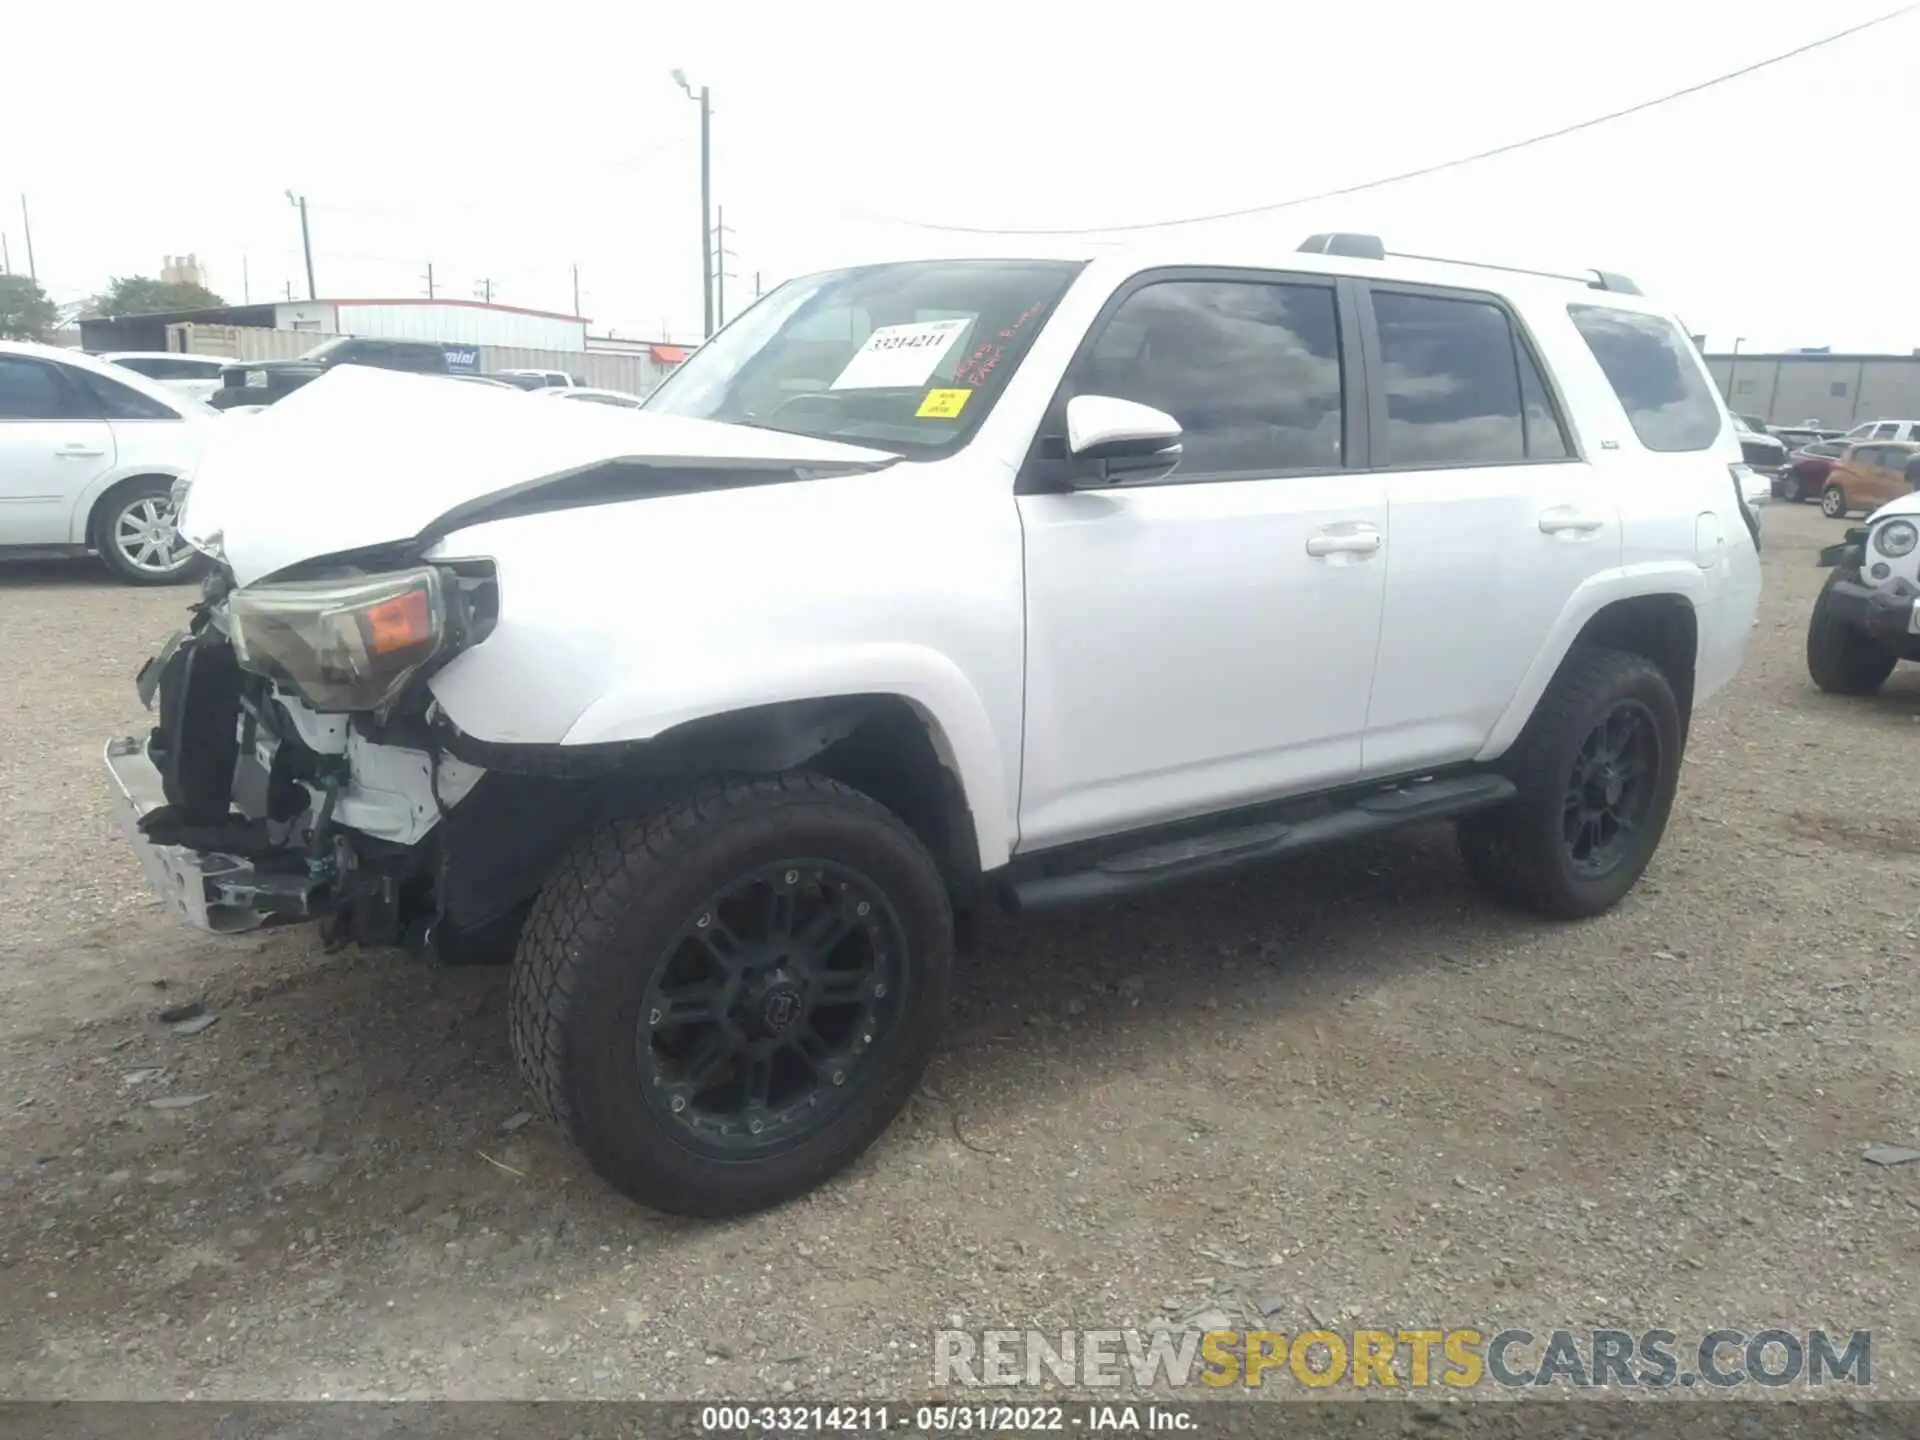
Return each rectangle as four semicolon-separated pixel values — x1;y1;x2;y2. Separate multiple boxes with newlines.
73;468;187;549
1478;571;1704;762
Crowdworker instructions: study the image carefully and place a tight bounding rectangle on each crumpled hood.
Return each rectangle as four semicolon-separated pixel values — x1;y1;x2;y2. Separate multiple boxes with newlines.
177;364;896;586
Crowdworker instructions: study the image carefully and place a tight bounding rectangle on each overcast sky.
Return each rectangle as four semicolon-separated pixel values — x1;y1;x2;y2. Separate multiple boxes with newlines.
6;0;1914;350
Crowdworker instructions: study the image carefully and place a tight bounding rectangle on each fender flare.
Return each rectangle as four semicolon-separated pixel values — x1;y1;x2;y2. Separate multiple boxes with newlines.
559;642;1015;869
67;465;189;546
1475;563;1707;762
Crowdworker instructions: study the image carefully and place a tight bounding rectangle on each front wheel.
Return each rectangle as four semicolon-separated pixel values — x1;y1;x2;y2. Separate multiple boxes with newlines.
510;773;953;1217
92;478;206;586
1458;648;1683;920
1822;484;1850;519
1806;571;1897;695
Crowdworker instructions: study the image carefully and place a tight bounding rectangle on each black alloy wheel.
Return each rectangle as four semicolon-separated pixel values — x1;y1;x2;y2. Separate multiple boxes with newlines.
1562;700;1660;878
639;860;906;1156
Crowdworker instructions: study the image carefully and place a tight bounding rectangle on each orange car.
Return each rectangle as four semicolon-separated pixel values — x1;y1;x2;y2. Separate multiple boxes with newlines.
1818;440;1920;518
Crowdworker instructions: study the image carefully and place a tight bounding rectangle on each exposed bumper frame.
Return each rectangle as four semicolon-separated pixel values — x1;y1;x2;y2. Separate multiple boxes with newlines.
104;735;322;935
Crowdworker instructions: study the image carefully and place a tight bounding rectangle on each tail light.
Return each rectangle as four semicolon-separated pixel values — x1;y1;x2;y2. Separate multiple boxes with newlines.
1729;464;1763;551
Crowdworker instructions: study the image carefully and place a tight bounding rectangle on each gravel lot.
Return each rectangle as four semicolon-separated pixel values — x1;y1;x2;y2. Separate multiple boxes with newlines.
3;501;1918;1402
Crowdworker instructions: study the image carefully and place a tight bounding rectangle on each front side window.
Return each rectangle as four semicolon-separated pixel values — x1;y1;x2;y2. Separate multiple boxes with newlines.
1567;304;1723;453
1070;278;1344;475
1373;290;1570;466
0;356;87;420
644;258;1085;454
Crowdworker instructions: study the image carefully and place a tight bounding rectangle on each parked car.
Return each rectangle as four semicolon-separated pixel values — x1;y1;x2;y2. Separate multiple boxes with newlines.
1778;439;1847;503
446;374;524;390
0;341;213;584
494;368;587;390
107;234;1761;1217
1772;425;1845;449
207;336;451;410
97;351;239;403
1817;441;1920;518
1840;419;1920;444
1807;497;1920;694
1730;412;1788;480
537;385;647;408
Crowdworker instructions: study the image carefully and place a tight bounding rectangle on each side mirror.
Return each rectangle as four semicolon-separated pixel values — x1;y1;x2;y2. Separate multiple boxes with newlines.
1064;394;1183;486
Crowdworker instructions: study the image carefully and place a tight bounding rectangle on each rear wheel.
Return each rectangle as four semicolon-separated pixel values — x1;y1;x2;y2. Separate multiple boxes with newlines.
1780;470;1805;504
1806;570;1897;695
1821;484;1850;519
509;773;953;1217
1458;648;1683;920
92;478;205;586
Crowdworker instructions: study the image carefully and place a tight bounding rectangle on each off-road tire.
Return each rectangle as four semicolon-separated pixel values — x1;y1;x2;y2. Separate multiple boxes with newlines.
1806;570;1897;696
1457;647;1683;920
509;773;953;1218
1821;484;1850;519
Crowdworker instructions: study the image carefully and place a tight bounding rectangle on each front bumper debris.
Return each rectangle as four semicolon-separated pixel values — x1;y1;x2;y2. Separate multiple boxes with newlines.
104;735;322;934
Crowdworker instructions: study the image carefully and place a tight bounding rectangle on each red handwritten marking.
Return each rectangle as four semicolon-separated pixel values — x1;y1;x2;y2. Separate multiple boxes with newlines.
950;301;1048;387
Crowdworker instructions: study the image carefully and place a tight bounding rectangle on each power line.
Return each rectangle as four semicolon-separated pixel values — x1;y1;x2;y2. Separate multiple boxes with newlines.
851;6;1916;237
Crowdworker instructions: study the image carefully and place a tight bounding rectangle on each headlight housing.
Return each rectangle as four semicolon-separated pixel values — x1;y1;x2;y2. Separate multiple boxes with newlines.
1875;519;1918;559
228;567;447;712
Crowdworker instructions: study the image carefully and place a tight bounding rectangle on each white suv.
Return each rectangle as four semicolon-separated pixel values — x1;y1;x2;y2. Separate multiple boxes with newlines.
0;341;215;583
104;233;1763;1216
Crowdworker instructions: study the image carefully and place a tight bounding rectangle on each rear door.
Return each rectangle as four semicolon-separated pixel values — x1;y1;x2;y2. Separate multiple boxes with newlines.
0;354;114;545
1356;283;1614;776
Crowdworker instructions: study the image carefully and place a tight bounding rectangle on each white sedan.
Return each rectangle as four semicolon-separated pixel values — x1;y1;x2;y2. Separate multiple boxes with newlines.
96;351;239;403
537;385;648;409
0;342;215;584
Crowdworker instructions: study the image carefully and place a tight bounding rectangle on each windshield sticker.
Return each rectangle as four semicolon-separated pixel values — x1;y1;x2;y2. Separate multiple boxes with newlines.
830;318;972;391
915;388;972;420
953;300;1050;388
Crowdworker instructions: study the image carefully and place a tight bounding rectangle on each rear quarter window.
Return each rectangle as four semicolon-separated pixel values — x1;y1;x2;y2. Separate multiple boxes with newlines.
1566;304;1723;453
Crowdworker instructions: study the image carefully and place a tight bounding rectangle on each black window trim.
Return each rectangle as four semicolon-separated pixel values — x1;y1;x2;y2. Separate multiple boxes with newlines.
1354;278;1582;474
1015;265;1370;495
0;354;100;423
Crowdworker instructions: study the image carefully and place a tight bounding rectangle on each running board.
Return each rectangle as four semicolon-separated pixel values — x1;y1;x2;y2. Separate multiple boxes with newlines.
1003;774;1517;914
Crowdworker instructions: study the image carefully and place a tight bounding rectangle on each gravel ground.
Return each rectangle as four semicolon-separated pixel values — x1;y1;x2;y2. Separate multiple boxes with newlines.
2;502;1918;1402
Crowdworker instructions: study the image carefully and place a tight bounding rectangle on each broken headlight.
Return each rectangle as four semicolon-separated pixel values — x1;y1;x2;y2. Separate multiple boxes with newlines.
227;567;446;712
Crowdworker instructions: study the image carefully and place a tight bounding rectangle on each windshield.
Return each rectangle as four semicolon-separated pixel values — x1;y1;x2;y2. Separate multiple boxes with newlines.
643;258;1085;453
297;336;354;362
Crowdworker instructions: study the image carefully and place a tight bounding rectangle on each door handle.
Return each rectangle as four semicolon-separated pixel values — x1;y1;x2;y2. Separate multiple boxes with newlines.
1538;506;1608;535
55;444;106;458
1306;527;1382;558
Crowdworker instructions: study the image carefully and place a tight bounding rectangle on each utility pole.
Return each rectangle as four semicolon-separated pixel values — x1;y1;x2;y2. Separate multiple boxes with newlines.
754;271;763;299
1;234;9;275
285;191;315;299
474;278;494;304
285;280;294;301
712;207;735;329
671;70;715;338
423;262;435;299
571;262;580;316
20;195;36;280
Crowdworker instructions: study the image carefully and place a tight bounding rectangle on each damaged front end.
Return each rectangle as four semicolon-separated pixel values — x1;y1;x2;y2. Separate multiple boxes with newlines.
105;558;499;950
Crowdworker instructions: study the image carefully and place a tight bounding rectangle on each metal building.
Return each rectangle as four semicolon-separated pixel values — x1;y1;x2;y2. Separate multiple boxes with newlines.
80;297;588;355
1703;351;1920;429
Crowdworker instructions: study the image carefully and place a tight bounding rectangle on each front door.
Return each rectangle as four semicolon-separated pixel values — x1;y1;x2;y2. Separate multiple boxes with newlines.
1359;284;1622;776
1015;270;1386;852
0;354;114;546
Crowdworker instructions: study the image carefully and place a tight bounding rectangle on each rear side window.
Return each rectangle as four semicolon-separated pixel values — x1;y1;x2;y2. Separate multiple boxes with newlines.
1370;290;1570;467
0;356;88;420
73;368;179;420
1567;304;1722;452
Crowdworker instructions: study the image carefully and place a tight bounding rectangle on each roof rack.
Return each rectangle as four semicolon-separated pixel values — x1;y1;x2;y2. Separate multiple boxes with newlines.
1294;233;1642;296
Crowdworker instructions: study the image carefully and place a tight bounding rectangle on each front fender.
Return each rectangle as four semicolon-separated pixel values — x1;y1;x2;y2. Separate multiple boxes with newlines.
1475;563;1708;762
560;642;1015;869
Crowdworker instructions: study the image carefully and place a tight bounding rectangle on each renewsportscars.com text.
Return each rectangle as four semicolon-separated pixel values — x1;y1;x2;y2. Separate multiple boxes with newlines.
933;1327;1872;1390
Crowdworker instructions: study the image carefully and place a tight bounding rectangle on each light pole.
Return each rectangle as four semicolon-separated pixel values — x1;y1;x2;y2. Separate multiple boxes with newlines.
671;68;714;338
285;190;316;300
